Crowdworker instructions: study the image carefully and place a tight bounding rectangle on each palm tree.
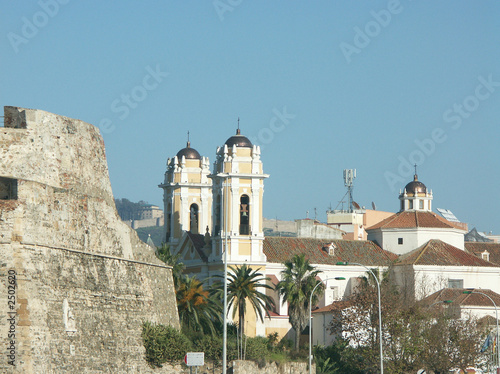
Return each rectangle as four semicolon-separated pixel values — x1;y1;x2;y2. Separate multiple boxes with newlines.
176;275;222;336
275;253;323;351
215;265;275;337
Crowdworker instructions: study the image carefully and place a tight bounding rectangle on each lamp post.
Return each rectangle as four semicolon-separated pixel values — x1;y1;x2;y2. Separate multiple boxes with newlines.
428;300;453;308
308;277;345;374
337;261;384;374
463;289;499;371
220;174;229;374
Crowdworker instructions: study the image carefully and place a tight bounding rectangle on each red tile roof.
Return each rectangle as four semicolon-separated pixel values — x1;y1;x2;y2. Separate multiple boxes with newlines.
421;288;500;308
465;242;500;266
263;237;397;266
395;239;497;267
367;211;466;231
312;300;354;314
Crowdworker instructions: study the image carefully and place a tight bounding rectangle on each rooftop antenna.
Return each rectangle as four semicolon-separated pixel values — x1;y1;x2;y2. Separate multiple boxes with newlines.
314;208;317;220
187;131;190;147
306;210;309;219
343;169;356;212
236;117;240;134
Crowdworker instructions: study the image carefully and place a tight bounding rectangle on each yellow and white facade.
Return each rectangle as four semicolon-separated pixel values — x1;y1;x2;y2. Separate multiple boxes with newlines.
160;141;212;247
160;130;268;269
160;130;270;337
210;129;268;266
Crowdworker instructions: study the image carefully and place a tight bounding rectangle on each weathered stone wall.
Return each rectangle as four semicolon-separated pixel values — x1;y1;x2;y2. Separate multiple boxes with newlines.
228;360;311;374
0;107;180;373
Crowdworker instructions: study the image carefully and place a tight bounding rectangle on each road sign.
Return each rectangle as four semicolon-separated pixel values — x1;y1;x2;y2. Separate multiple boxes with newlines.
184;352;204;366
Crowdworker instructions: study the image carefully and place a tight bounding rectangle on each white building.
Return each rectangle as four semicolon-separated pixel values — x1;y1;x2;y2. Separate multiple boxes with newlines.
367;173;467;254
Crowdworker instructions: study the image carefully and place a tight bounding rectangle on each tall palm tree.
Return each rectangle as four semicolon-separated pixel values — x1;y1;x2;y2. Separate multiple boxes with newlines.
275;254;323;351
176;275;223;336
215;265;275;337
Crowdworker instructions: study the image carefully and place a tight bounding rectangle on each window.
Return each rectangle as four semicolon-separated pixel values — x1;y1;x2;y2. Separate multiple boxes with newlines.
214;195;221;235
448;279;463;289
330;286;339;300
166;203;172;240
0;177;18;200
419;200;424;209
481;251;490;262
239;195;250;235
398;238;403;245
189;204;199;234
409;200;413;209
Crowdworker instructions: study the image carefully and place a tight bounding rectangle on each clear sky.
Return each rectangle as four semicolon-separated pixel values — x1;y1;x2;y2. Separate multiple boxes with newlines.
1;1;499;234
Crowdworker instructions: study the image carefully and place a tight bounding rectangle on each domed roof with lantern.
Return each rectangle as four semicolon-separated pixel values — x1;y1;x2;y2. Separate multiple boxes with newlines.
176;142;201;161
404;174;427;196
175;131;201;161
225;128;253;148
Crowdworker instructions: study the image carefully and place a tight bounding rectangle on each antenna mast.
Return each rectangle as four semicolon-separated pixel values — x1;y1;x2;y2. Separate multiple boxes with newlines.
343;169;356;212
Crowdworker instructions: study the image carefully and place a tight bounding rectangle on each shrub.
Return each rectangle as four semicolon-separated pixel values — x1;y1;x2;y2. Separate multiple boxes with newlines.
245;336;269;361
142;321;192;367
193;335;223;363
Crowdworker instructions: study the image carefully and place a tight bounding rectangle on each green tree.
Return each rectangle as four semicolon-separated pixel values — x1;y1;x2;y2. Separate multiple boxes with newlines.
155;243;185;288
176;275;222;336
275;254;323;351
215;265;275;338
331;273;488;374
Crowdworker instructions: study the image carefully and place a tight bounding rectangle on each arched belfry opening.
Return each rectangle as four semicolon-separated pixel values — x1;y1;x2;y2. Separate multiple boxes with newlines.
214;194;221;235
239;194;250;235
190;203;199;234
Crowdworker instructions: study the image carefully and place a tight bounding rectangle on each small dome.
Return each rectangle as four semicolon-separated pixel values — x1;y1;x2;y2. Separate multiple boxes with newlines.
404;174;427;195
176;142;201;161
225;129;252;148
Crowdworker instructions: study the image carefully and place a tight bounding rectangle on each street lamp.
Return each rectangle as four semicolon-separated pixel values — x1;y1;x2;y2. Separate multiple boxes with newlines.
428;300;453;308
337;261;384;374
309;277;345;374
463;289;500;371
219;174;229;374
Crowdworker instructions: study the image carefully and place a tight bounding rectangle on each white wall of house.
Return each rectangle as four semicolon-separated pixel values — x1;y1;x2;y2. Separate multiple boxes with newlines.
368;227;465;255
311;312;336;347
393;265;500;300
460;305;500;322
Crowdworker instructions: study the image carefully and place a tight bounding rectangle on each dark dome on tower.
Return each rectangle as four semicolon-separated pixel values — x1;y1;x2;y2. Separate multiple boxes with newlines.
404;174;427;195
225;129;253;148
176;141;201;161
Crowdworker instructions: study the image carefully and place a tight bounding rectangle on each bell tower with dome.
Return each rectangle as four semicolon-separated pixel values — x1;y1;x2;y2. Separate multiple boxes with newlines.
160;137;212;246
209;128;269;265
399;167;433;212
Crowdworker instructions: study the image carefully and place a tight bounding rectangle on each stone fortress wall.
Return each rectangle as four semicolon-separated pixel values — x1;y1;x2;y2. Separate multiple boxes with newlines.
0;107;179;373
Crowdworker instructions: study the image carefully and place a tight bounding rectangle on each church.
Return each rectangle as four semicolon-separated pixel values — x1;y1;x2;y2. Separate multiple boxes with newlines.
160;129;500;342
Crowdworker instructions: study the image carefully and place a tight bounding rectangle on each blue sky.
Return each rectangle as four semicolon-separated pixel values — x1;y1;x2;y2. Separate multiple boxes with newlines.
1;1;499;233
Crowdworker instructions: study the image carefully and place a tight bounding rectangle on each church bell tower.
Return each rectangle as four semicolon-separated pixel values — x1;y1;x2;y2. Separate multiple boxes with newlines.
209;129;269;265
160;136;212;247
